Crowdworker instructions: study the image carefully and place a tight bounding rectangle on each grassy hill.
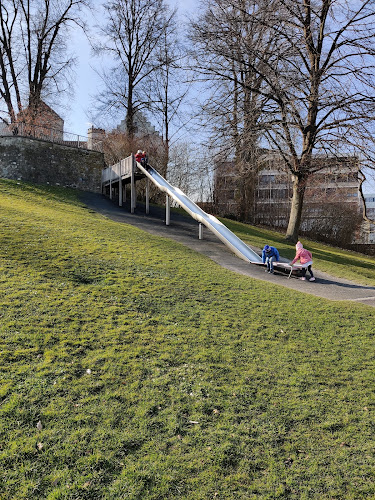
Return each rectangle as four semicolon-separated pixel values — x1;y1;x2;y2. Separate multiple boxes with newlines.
1;179;375;499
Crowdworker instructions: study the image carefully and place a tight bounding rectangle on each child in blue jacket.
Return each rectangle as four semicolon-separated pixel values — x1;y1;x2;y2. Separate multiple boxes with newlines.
262;245;280;274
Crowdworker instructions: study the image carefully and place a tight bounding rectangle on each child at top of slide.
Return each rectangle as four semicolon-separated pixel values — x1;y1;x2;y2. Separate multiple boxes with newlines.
135;150;144;163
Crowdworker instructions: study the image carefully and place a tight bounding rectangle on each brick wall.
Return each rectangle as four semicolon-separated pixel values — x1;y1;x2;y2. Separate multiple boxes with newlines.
0;136;104;192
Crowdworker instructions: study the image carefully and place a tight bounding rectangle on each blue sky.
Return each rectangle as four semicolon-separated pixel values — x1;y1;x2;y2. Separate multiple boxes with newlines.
64;0;199;137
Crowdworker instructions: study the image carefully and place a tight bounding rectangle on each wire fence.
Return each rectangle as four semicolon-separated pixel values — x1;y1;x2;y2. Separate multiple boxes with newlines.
0;122;103;152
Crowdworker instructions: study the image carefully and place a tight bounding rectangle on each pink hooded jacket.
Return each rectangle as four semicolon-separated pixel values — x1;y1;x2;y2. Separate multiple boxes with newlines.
291;241;313;266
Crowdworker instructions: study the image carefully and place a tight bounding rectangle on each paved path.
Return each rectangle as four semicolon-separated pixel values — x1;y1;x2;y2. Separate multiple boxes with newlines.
80;192;375;308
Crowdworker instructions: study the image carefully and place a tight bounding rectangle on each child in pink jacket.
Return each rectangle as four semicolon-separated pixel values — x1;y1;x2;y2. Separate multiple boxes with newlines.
290;241;315;281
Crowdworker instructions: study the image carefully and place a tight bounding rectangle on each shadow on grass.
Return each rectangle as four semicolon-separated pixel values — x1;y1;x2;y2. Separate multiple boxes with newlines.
309;277;375;291
274;266;375;291
313;248;375;271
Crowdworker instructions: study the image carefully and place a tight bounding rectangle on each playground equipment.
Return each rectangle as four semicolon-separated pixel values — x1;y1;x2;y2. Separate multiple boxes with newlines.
102;155;263;264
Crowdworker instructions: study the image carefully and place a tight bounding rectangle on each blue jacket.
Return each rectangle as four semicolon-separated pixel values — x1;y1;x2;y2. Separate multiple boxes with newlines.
262;246;280;263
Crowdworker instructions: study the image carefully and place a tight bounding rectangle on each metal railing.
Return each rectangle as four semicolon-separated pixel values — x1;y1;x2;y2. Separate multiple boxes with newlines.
0;122;103;152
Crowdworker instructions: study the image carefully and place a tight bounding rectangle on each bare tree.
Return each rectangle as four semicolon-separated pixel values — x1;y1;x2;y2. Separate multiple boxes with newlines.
95;0;176;138
168;141;214;202
144;27;190;177
191;0;375;242
189;0;277;219
0;0;88;125
256;0;375;241
301;199;362;248
0;1;20;123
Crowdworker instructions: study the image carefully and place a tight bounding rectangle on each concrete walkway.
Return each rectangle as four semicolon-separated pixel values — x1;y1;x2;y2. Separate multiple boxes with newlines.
80;192;375;308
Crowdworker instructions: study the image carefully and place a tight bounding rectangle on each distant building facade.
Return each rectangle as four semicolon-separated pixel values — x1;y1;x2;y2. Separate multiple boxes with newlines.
213;151;372;244
1;104;103;153
16;100;64;141
363;194;375;243
115;111;164;153
254;153;360;228
116;112;160;139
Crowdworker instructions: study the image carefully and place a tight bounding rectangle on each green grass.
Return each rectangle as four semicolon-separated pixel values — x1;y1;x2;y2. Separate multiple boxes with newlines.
1;179;375;499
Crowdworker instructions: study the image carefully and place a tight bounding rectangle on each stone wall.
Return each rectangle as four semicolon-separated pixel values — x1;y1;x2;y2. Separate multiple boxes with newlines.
0;136;104;192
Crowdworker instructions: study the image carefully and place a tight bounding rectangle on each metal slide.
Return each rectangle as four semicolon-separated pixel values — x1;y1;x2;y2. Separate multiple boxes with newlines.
136;162;263;263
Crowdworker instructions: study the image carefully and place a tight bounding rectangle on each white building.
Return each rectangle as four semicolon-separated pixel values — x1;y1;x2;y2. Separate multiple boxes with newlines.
363;194;375;243
116;112;161;139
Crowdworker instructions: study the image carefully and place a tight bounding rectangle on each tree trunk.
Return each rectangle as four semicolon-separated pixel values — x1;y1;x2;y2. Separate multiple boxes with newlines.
126;108;135;137
160;100;169;178
160;139;169;179
126;77;135;137
285;175;306;242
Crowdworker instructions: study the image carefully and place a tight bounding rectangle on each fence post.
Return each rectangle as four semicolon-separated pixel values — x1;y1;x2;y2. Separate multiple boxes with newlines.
199;223;203;240
119;163;123;207
131;155;136;213
145;178;150;214
166;194;170;226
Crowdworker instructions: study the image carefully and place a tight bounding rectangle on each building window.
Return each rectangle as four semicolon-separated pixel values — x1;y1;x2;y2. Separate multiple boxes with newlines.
259;175;275;183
